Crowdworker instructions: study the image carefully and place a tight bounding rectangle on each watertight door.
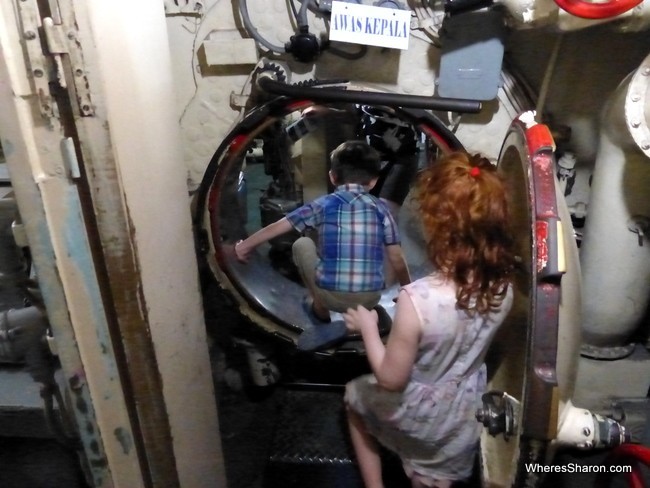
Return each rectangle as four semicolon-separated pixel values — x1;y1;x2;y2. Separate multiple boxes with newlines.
479;114;582;487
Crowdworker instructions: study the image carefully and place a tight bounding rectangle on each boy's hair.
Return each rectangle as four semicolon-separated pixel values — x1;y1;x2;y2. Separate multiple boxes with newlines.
329;140;381;185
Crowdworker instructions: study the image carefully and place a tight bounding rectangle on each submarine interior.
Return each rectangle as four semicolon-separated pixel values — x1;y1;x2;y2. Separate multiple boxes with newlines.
1;0;650;487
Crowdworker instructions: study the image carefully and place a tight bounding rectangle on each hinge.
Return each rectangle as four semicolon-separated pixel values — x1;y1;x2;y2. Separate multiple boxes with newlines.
17;0;55;120
43;9;94;117
16;0;94;119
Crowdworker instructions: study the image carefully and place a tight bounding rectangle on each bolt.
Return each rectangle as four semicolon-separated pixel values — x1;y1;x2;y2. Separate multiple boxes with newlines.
476;409;485;422
67;31;75;40
642;142;650;151
75;68;83;77
631;94;641;102
582;427;591;436
643;67;650;76
33;68;44;78
24;31;36;40
82;104;91;112
631;120;641;128
69;374;83;390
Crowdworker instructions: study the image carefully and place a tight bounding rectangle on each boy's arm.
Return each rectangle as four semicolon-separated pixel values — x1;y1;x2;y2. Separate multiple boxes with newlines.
234;217;293;263
385;244;411;286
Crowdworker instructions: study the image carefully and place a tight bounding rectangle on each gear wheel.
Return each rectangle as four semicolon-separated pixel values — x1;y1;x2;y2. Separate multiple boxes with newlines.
254;62;287;84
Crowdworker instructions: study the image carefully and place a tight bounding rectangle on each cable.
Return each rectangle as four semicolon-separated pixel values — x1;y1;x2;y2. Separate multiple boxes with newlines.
409;0;444;46
323;42;368;60
535;34;563;123
296;0;311;28
599;443;650;488
289;0;299;23
257;76;483;113
319;16;369;60
41;382;80;450
238;0;287;54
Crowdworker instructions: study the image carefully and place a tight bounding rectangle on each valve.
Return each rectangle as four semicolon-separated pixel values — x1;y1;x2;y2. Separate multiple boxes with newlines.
285;27;320;63
476;390;519;440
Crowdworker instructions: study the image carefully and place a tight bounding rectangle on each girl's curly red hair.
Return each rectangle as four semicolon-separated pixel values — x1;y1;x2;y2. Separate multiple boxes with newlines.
414;151;515;314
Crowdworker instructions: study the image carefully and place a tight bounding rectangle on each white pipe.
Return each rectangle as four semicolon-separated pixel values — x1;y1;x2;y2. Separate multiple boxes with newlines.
555;401;628;449
580;56;650;358
0;306;48;362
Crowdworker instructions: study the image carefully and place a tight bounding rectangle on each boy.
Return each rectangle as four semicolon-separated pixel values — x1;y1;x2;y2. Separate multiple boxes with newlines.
234;140;411;323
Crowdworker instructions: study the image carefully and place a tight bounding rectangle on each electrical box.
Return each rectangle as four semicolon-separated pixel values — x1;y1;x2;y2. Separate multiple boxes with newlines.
437;11;506;101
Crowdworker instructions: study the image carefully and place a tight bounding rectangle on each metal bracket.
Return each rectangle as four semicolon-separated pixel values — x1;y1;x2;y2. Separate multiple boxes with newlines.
163;0;204;16
628;215;650;246
45;4;95;116
16;0;94;119
16;0;55;120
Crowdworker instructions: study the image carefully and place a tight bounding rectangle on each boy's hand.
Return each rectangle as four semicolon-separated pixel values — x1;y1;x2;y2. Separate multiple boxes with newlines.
343;305;378;334
234;240;251;263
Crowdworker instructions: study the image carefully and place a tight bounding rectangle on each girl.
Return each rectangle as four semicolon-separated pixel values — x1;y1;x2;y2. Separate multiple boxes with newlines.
343;151;516;488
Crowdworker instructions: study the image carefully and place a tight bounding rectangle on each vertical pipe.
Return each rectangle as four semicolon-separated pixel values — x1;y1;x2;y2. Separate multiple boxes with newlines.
580;70;650;358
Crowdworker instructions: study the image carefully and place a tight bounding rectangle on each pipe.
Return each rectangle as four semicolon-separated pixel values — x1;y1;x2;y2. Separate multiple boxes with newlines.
553;0;641;19
256;76;483;113
0;306;49;363
0;305;80;447
238;0;287;54
579;58;650;359
555;402;629;449
598;444;650;488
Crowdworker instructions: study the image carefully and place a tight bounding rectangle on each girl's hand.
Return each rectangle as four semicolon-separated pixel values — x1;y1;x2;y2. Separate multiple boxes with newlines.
343;305;378;334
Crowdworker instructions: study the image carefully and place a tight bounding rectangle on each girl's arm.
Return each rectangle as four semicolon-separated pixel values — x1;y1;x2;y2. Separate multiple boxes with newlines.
343;289;421;391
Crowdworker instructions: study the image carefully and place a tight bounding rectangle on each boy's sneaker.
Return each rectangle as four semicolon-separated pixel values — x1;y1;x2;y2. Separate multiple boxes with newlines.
297;321;348;352
302;296;331;324
296;304;392;352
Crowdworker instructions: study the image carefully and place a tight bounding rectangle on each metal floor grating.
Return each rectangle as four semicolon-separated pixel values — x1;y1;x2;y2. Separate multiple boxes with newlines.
264;387;411;488
267;388;355;465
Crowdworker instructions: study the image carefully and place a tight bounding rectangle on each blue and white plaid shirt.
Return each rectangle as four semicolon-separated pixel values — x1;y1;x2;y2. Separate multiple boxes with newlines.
286;184;401;292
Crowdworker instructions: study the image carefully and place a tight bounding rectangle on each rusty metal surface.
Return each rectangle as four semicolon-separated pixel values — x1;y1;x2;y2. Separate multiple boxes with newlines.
52;1;181;486
521;119;562;441
481;115;564;487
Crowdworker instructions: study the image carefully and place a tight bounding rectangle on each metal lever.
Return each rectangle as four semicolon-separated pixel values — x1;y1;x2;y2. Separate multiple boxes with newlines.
628;215;650;246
